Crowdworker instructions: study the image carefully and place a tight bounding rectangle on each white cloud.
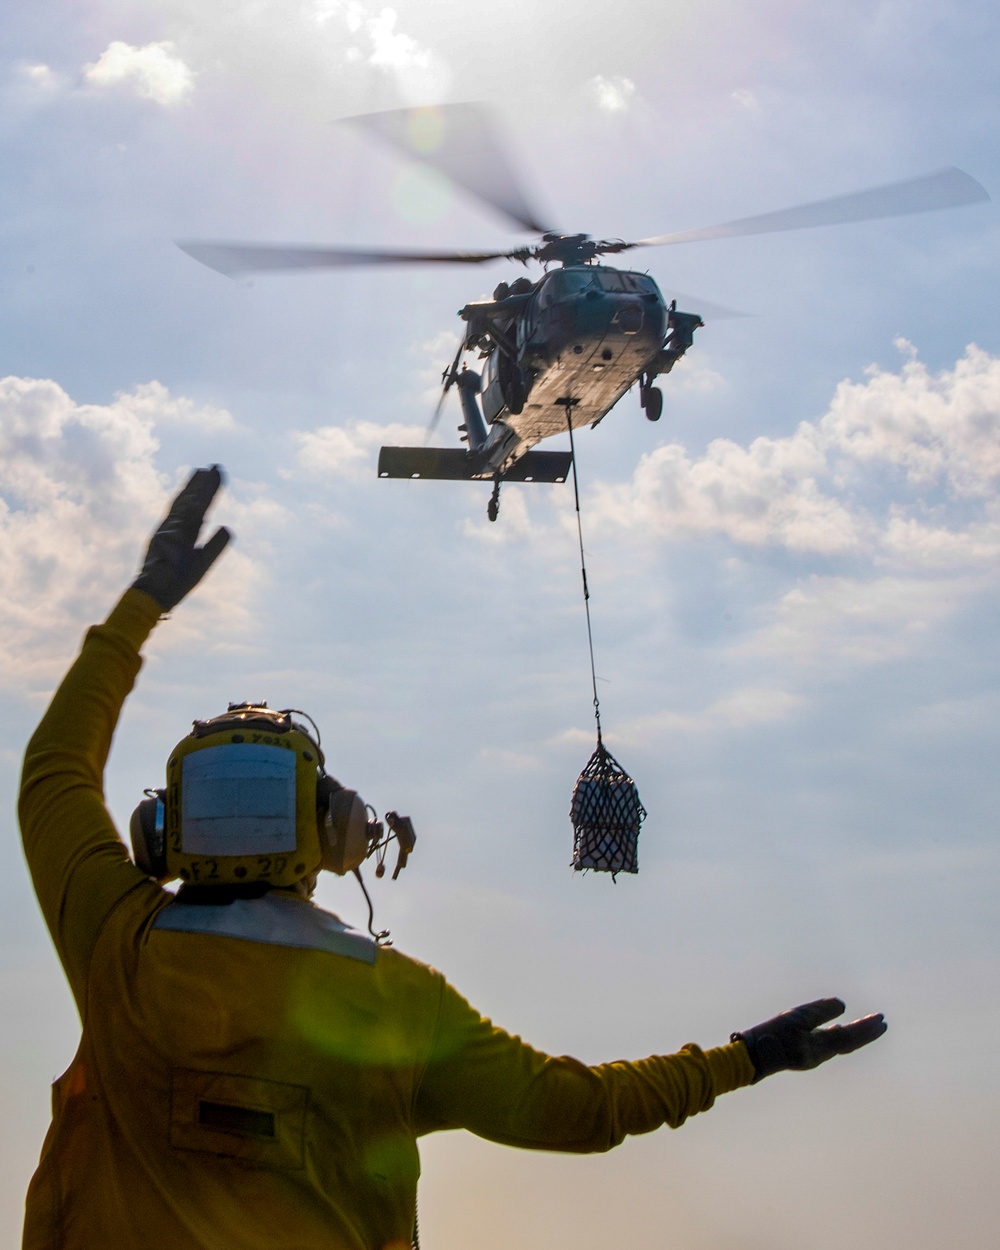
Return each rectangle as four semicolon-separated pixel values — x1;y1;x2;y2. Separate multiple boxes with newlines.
737;573;975;666
549;684;804;751
591;429;864;554
880;514;1000;569
9;62;68;110
588;75;636;113
475;746;545;774
311;0;341;25
310;0;365;32
120;381;235;432
615;685;803;741
671;357;726;393
366;7;430;72
19;64;59;91
706;684;804;726
83;41;194;106
584;343;1000;671
593;343;1000;562
367;7;449;102
822;342;1000;497
292;419;424;479
730;88;760;110
308;3;448;100
0;377;255;691
344;1;366;34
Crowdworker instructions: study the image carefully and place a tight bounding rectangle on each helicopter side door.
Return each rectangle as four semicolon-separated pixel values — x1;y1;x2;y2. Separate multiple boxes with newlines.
516;284;544;364
481;346;530;422
481;352;506;425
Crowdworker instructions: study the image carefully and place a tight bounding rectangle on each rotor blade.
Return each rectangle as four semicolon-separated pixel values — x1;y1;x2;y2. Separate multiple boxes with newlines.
634;167;990;247
177;240;516;277
343;102;552;235
426;389;450;444
426;338;466;443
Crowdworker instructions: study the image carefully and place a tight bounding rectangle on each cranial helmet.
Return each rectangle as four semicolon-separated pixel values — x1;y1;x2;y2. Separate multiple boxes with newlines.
129;703;376;887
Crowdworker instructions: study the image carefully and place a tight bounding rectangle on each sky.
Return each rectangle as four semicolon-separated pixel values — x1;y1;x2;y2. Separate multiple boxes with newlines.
1;1;999;1247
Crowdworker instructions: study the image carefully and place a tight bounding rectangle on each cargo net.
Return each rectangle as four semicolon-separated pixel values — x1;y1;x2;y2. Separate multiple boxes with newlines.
570;742;646;877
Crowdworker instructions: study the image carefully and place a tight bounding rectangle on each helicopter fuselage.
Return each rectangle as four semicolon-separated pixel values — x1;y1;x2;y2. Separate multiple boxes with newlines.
377;263;703;514
447;264;699;478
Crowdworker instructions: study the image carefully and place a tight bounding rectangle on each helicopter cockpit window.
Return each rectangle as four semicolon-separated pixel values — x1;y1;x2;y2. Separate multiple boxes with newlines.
560;269;598;294
626;273;661;295
595;270;660;295
538;269;598;307
595;270;627;292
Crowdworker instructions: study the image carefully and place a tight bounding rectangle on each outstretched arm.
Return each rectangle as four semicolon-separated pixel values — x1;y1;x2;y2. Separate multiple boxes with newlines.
415;980;885;1151
19;467;230;1009
415;978;754;1152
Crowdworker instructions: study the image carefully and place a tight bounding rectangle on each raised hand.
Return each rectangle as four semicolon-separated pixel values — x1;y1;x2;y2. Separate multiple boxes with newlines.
132;466;232;611
732;998;887;1083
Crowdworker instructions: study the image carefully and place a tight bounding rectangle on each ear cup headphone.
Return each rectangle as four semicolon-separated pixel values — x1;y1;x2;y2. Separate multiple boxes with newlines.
316;774;375;875
130;788;167;881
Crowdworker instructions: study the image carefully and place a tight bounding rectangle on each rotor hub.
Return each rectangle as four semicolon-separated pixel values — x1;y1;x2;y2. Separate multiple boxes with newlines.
536;234;598;266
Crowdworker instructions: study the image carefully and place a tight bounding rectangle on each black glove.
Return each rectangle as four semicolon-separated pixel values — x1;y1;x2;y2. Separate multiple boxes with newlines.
132;466;231;612
732;998;886;1083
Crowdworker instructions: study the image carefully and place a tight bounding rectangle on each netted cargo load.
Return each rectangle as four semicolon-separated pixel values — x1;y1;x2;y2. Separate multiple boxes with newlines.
570;741;646;877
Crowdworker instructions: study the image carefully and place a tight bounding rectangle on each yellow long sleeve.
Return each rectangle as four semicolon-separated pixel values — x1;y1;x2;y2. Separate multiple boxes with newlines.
19;588;164;1008
417;976;753;1149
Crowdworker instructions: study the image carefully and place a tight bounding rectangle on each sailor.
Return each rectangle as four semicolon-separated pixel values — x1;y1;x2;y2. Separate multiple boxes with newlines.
19;466;886;1249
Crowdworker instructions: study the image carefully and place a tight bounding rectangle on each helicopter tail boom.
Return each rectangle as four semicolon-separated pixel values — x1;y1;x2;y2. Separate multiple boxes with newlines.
377;447;572;483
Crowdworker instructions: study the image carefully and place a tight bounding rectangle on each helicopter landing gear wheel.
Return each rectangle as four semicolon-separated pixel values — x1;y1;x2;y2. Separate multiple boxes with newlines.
642;386;663;422
487;477;501;522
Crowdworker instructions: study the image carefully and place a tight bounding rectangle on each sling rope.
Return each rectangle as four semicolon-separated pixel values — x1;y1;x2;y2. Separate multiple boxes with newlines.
565;409;603;745
565;405;646;876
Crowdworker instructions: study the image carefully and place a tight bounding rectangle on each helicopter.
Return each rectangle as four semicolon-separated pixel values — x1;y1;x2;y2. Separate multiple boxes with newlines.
178;103;989;521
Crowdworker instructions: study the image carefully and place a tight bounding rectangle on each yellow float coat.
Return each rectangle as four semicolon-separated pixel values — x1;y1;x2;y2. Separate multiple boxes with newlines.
19;589;754;1249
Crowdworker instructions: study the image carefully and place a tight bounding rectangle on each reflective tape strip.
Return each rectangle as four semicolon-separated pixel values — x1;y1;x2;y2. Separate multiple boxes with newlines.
153;894;377;964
